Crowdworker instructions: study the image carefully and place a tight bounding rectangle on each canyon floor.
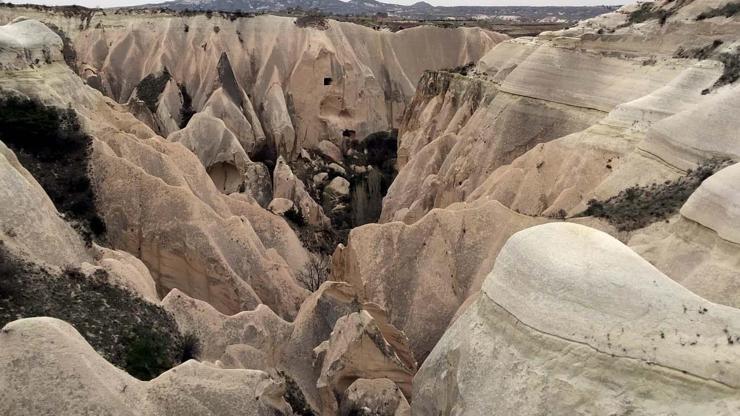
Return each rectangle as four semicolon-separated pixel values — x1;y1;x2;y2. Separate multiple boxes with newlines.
0;1;740;415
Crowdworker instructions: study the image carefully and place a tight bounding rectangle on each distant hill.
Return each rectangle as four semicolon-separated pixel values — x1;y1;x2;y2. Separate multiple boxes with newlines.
139;0;619;22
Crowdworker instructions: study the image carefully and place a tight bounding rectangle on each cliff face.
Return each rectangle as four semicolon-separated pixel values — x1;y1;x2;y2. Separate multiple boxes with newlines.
335;0;740;366
0;9;503;159
383;0;740;223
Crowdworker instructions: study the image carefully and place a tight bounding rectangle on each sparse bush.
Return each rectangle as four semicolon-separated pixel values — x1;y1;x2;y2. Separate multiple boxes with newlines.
178;84;196;128
124;326;178;381
136;69;171;112
297;254;330;292
295;13;329;30
177;332;201;362
279;371;315;416
43;23;77;70
712;50;740;88
696;2;740;20
628;2;661;23
445;62;476;76
581;158;732;231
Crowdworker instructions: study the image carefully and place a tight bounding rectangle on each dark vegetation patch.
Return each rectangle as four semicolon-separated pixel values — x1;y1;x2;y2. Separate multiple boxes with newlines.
296;254;329;292
628;0;694;25
178;83;196;128
696;2;740;20
284;205;306;227
581;158;732;231
0;94;106;245
295;13;329;30
628;2;666;24
711;50;740;89
42;23;77;71
0;246;199;380
444;62;476;76
279;371;315;416
674;39;724;60
674;41;738;93
136;69;171;112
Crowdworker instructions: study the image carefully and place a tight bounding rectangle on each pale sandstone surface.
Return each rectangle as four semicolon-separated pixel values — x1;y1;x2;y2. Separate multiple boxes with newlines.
414;223;740;415
627;162;740;309
681;162;740;244
383;0;737;224
333;201;546;361
0;8;505;167
0;18;61;70
0;132;157;301
160;281;416;415
162;289;293;365
0;20;309;318
0;317;292;416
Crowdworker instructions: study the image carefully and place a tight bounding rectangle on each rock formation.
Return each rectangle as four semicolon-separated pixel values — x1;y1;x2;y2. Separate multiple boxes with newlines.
0;317;292;416
414;223;740;415
1;1;740;415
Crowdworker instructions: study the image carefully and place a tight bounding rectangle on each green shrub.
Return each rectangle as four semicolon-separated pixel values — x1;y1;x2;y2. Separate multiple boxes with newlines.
581;159;731;231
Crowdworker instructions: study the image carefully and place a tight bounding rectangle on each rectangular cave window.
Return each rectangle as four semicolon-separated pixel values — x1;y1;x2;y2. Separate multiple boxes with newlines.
342;129;356;138
323;77;333;86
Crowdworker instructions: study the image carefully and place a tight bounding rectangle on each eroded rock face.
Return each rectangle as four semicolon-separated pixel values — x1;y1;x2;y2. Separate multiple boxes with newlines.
0;19;309;319
0;317;292;416
383;0;740;225
162;289;293;366
332;201;546;361
315;310;416;413
340;378;410;416
414;223;740;415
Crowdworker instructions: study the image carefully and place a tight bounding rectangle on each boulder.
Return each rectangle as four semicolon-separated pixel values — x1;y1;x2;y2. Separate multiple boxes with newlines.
268;198;296;216
324;176;350;200
681;162;740;245
315;310;416;414
162;289;292;366
328;163;347;176
242;161;272;207
339;378;410;416
316;140;343;164
414;223;740;415
313;172;329;185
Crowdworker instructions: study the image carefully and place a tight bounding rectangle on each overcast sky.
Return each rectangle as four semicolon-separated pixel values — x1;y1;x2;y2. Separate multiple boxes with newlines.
7;0;627;9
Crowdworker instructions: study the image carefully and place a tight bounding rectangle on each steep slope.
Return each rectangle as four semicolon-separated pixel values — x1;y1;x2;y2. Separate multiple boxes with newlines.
0;8;502;159
333;0;740;364
0;18;309;318
0;19;421;415
0;317;292;416
414;223;740;415
384;0;740;223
